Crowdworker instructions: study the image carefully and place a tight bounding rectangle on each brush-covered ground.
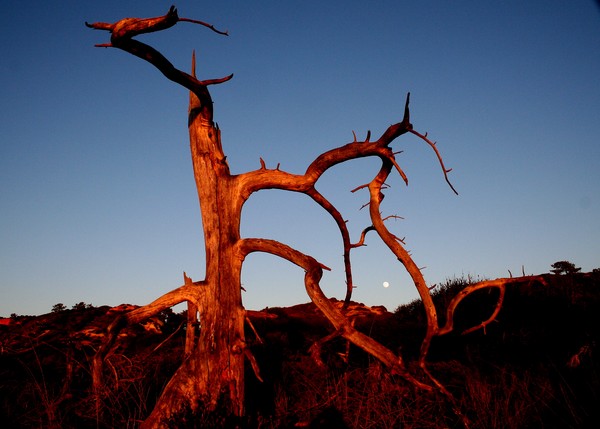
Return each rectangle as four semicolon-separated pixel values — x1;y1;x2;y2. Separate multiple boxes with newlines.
1;272;599;428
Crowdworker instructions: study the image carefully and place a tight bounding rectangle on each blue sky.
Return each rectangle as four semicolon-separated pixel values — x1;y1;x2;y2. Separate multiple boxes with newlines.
1;1;599;316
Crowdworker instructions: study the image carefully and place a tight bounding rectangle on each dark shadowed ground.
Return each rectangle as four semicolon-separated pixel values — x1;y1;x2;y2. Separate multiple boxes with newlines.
1;272;599;428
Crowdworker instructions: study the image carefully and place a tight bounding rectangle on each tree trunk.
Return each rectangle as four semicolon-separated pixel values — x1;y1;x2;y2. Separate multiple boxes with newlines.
142;92;246;426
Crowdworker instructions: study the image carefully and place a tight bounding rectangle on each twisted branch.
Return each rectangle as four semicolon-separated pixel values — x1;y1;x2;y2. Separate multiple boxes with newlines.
305;187;355;306
409;129;459;195
86;6;232;123
438;275;549;336
92;278;204;398
237;237;433;390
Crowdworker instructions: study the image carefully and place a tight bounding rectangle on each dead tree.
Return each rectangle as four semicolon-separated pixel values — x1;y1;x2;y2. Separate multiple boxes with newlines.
86;6;547;428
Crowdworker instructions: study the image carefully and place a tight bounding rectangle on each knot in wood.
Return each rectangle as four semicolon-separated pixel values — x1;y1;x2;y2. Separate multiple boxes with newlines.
231;341;245;355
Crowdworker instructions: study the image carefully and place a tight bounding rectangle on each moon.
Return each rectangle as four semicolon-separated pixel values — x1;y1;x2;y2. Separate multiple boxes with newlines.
383;281;390;288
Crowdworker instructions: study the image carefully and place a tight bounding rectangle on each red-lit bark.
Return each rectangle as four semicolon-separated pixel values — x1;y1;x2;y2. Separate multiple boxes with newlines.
87;6;546;428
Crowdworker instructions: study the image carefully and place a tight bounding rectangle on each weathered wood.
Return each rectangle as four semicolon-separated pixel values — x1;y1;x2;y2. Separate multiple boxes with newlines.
87;7;535;428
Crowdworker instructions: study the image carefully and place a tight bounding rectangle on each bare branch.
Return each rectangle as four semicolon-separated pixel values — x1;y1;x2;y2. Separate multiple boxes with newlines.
351;226;376;248
438;275;549;336
409;129;459;195
86;6;228;38
178;17;229;36
386;153;409;185
151;322;185;354
374;93;413;144
359;201;371;211
236;237;433;390
236;96;419;205
245;316;263;344
86;6;232;123
351;183;369;193
86;6;180;38
130;281;204;323
364;161;440;365
92;279;204;396
244;348;264;382
305;187;356;305
308;329;343;368
403;92;411;123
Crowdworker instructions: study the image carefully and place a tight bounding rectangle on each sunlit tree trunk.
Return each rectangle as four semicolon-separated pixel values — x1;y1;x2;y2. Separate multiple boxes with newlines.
86;7;548;428
143;103;247;425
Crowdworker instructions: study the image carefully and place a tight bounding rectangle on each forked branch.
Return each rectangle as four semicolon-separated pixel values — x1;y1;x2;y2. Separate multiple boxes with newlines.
86;6;232;122
237;237;433;390
92;279;204;396
438;275;549;336
85;6;227;40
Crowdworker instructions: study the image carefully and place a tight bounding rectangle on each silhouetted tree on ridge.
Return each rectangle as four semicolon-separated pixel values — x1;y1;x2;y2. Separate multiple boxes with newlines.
551;260;581;275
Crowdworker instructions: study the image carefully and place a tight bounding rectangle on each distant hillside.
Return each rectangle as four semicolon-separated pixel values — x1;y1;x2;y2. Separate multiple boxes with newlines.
1;272;598;428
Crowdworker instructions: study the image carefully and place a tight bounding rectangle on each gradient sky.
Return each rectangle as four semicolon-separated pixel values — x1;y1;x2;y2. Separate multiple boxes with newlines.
1;1;599;317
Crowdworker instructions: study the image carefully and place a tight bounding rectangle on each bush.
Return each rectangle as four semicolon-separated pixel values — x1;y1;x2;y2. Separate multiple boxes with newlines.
51;303;67;313
550;261;581;275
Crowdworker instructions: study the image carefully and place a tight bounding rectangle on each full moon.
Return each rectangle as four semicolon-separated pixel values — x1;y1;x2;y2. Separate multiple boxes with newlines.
383;281;390;288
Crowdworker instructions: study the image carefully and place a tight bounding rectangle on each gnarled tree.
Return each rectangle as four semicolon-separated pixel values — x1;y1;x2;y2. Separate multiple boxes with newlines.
87;6;546;428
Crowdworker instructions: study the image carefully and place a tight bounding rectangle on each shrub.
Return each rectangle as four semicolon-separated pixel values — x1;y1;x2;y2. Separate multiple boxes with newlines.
51;303;67;313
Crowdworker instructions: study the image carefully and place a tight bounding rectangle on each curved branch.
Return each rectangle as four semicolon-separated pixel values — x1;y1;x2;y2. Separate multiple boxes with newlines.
409;129;458;195
237;238;433;390
85;6;228;38
364;161;441;367
92;280;204;398
85;6;179;38
351;225;376;248
305;187;355;306
303;140;404;185
439;281;505;336
237;237;331;273
234;123;413;300
438;275;549;336
236;94;415;198
178;17;229;36
115;37;212;98
86;6;232;123
233;96;430;310
235;146;404;306
130;282;204;324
